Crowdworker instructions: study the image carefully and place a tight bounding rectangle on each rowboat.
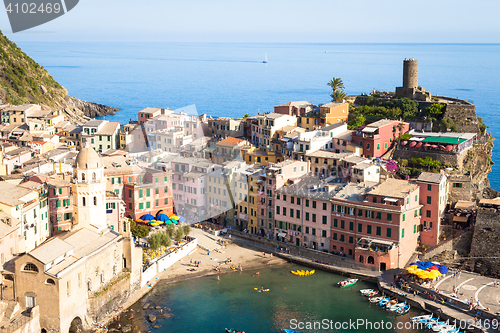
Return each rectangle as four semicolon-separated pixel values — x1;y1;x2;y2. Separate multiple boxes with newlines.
388;302;406;312
225;329;244;333
360;289;374;295
378;297;390;306
396;304;410;315
366;290;379;297
337;278;358;288
410;314;433;322
369;296;383;303
385;299;398;309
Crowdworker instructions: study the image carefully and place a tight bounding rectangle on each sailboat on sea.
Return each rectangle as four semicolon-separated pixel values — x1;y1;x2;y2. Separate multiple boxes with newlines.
263;53;268;63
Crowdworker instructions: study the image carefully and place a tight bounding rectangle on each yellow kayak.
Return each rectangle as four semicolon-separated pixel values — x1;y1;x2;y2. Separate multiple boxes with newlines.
291;269;315;276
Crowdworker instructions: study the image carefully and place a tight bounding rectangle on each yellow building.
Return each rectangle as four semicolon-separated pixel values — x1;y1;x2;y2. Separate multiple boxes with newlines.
320;102;349;126
247;166;264;234
244;147;282;165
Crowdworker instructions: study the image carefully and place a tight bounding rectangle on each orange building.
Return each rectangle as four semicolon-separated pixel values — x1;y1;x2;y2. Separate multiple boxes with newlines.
320;102;349;126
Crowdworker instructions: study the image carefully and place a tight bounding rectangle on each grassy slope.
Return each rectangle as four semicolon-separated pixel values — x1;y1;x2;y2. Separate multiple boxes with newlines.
0;30;68;107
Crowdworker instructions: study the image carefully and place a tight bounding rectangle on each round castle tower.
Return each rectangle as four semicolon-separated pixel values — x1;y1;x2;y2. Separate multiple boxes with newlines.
72;142;108;232
402;58;418;89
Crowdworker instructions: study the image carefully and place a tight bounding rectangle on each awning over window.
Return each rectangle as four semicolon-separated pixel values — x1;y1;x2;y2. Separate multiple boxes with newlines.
362;127;377;133
384;198;398;202
277;232;287;237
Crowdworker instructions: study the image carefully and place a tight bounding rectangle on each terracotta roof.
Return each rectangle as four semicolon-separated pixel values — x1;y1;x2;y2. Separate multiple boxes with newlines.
217;137;245;146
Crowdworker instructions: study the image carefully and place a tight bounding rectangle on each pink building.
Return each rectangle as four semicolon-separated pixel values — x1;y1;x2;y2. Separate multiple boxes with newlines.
351;119;409;159
417;171;448;247
257;160;309;237
330;179;422;270
0;212;23;270
274;101;315;116
275;174;333;251
171;157;219;222
3;147;32;174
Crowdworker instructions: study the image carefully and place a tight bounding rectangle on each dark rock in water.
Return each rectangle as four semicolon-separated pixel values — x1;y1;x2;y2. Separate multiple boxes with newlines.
155;306;161;309
143;303;150;310
147;314;157;323
121;325;132;333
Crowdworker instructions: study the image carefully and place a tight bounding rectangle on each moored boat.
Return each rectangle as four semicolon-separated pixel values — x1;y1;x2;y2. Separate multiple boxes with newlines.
337;278;358;288
378;297;390;306
410;314;433;322
360;289;374;295
283;329;301;333
369;296;383;303
366;290;379;297
385;299;398;309
432;324;455;332
226;329;245;333
389;302;406;312
396;304;410;315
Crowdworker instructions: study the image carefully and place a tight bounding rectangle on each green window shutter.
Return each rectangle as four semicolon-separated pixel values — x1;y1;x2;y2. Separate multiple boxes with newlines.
139;189;143;198
165;186;168;193
128;176;132;182
118;177;121;184
164;198;168;205
128;203;132;209
112;178;115;184
367;225;372;234
56;200;61;207
155;188;159;195
139;203;144;209
53;189;57;195
146;189;151;197
57;214;61;221
376;226;381;236
164;176;167;181
59;188;62;194
387;213;392;221
128;189;132;197
387;228;392;238
155;199;159;206
146;202;151;208
402;228;405;238
402;214;405;222
358;223;362;233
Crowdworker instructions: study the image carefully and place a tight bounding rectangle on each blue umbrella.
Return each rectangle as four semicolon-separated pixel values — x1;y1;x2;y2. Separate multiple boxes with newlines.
178;216;186;223
140;214;155;221
156;214;171;222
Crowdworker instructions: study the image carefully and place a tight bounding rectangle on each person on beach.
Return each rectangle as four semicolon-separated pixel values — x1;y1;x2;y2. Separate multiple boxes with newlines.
262;252;265;257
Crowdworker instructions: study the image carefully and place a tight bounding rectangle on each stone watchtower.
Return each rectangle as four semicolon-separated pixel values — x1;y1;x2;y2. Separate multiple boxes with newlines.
395;58;430;101
403;59;418;90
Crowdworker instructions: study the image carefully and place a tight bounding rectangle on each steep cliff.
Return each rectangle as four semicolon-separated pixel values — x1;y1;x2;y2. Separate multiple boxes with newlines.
0;30;117;118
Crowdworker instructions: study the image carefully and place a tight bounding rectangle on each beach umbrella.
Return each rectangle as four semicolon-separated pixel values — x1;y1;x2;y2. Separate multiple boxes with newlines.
445;145;453;151
416;142;423;148
423;143;431;147
438;265;449;275
156;214;170;222
409;141;417;147
178;216;186;223
170;215;180;220
428;266;439;271
431;145;438;148
439;145;446;150
136;219;144;223
140;214;155;221
401;141;408;146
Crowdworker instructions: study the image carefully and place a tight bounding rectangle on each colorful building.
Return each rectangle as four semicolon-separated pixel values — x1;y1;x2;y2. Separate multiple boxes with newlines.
319;102;349;126
351;119;409;159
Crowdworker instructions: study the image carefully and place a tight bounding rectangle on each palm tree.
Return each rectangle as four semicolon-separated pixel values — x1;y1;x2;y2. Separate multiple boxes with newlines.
327;77;345;95
331;90;347;102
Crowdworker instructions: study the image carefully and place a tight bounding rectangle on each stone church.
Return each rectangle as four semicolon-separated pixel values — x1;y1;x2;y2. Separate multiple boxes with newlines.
12;143;142;333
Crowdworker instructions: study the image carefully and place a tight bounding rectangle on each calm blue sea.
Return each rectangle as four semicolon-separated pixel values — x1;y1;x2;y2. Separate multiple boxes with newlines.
15;42;500;188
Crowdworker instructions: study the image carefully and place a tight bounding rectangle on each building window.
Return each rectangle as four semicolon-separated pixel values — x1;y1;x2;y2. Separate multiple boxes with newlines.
427;184;432;191
387;213;392;221
387;228;392;238
427;196;431;204
94;197;97;205
367;225;372;234
23;263;39;272
402;228;405;238
82;197;86;206
376;226;381;236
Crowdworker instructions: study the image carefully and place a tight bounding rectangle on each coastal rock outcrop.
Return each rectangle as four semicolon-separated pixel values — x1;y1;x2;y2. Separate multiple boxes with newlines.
147;314;157;323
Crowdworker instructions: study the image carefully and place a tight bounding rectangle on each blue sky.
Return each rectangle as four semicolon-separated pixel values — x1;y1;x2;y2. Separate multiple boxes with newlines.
1;0;500;43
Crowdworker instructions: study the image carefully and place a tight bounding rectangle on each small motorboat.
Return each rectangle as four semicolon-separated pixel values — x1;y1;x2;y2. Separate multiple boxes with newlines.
337;279;358;288
360;289;374;295
226;329;245;333
411;314;433;322
389;302;406;312
366;290;379;297
396;304;410;315
378;297;390;306
369;296;383;303
385;299;398;309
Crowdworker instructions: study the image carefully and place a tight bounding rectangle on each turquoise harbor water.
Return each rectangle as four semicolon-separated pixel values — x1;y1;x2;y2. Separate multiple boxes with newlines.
14;42;500;189
118;265;427;333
